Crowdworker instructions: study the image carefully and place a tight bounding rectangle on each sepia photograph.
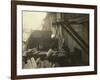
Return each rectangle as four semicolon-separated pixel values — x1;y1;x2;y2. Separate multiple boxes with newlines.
22;11;89;69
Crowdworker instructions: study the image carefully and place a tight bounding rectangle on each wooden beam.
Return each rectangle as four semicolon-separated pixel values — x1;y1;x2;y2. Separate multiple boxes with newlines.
53;21;88;53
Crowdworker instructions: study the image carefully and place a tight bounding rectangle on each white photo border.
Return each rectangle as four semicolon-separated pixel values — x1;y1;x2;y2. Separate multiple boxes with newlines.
17;5;95;76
